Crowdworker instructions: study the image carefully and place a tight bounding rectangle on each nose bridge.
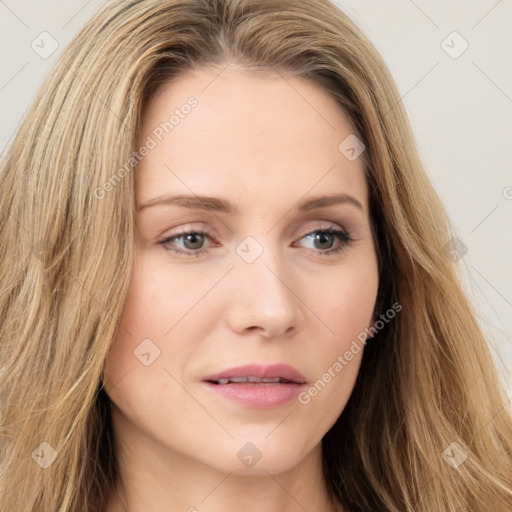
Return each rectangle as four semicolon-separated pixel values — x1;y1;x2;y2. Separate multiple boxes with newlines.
229;234;302;335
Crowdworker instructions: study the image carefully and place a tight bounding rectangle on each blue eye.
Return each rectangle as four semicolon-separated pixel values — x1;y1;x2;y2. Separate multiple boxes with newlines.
158;225;353;257
296;226;353;255
158;229;213;257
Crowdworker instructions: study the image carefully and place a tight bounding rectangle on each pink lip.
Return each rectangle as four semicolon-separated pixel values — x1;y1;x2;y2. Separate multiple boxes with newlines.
202;364;306;384
202;364;307;408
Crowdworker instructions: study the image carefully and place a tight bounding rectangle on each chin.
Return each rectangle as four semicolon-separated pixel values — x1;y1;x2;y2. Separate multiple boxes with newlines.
202;437;311;476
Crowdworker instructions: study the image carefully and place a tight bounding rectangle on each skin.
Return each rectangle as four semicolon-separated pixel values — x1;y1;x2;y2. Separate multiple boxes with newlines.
103;63;379;512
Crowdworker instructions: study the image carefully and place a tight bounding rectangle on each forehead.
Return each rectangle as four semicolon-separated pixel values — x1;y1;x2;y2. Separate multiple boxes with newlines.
136;66;368;212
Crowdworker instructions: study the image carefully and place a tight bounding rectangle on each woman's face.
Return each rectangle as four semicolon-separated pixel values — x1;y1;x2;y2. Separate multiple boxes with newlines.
103;65;379;476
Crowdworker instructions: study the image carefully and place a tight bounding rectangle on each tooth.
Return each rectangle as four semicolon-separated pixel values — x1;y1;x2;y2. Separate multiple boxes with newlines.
216;376;288;384
229;377;248;383
246;376;282;383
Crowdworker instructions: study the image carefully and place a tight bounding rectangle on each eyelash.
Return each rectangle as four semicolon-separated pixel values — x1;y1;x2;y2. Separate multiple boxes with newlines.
157;225;354;258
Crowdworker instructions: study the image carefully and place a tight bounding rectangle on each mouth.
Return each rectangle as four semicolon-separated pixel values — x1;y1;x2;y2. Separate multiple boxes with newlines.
202;363;307;385
201;364;307;408
208;376;298;385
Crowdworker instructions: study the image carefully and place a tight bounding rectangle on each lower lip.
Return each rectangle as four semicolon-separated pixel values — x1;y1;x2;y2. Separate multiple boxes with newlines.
202;381;305;408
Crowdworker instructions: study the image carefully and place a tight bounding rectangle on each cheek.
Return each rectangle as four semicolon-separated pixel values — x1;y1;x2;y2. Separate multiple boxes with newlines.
102;259;167;391
114;252;195;337
102;251;209;390
304;252;379;344
300;252;378;395
287;249;378;410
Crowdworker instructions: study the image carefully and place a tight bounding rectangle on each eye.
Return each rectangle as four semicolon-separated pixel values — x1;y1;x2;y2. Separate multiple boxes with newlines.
157;224;354;257
158;228;214;257
294;225;354;256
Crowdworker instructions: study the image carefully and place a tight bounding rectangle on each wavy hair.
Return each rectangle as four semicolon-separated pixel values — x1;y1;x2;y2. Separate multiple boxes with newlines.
1;1;511;510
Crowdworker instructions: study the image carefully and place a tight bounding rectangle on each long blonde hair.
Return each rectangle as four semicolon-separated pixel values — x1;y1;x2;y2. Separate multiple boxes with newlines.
1;1;511;510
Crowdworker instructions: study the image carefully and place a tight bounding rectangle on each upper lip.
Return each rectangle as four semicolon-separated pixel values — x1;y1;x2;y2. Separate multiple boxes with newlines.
202;364;307;384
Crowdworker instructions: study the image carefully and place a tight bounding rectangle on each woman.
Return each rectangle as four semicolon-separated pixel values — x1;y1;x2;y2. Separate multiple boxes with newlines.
0;1;510;511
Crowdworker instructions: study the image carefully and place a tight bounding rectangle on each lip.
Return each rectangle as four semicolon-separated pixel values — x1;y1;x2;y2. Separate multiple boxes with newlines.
202;364;307;408
202;364;307;384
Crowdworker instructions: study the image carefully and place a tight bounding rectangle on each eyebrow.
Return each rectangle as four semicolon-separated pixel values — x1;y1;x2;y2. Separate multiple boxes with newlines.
138;192;364;213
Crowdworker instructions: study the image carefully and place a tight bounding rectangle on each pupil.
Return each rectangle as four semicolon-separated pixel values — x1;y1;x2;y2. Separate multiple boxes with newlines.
315;233;333;250
185;233;203;250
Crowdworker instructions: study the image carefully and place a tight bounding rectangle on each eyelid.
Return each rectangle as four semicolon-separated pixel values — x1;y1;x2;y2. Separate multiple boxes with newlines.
160;219;349;239
158;221;354;257
160;227;216;247
299;223;349;238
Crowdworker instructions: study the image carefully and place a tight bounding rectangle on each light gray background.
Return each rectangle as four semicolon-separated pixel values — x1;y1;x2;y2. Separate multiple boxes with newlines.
1;0;511;399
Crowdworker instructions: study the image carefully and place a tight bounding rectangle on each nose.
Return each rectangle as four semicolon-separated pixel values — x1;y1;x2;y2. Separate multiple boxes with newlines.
226;247;304;339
